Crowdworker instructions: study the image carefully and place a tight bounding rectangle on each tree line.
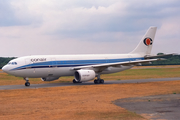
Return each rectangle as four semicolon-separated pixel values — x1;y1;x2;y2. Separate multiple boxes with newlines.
0;54;180;69
0;57;16;69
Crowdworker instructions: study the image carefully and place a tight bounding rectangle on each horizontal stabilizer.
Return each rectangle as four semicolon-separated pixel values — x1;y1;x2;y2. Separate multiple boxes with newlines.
144;53;177;59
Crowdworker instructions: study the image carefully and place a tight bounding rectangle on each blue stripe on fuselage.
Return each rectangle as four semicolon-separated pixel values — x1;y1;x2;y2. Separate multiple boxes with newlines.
11;57;144;71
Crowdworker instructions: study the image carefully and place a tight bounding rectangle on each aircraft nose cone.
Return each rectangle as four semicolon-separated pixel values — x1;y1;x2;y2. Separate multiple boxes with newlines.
2;65;8;73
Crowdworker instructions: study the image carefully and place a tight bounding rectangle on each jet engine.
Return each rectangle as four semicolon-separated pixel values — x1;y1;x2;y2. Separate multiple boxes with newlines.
74;70;96;82
41;77;59;81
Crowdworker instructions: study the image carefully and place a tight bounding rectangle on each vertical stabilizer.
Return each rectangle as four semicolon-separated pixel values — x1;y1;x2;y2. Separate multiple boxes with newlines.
130;26;157;56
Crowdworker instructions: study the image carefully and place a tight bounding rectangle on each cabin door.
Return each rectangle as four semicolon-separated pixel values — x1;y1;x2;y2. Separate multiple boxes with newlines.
48;58;57;76
25;58;36;74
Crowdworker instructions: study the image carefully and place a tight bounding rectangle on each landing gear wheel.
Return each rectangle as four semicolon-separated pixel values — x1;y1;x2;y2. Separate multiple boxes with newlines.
96;80;100;84
25;82;30;87
94;74;105;84
24;77;30;87
94;78;104;84
100;79;104;84
94;79;97;84
73;79;82;83
73;79;77;83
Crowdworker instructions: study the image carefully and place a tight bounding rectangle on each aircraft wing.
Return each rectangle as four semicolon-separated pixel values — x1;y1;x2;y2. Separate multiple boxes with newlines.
72;58;164;70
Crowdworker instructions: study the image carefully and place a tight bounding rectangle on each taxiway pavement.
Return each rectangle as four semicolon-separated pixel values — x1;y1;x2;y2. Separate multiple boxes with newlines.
0;77;180;90
114;94;180;120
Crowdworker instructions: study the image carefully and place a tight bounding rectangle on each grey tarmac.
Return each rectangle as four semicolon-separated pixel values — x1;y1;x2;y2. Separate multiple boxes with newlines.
0;77;180;90
114;94;180;120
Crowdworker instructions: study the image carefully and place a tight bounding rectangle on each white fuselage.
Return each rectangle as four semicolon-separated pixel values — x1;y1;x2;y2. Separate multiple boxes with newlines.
1;26;158;86
2;53;143;78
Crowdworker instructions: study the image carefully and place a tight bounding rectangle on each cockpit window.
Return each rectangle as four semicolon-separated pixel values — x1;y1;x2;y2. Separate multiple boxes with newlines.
8;62;17;65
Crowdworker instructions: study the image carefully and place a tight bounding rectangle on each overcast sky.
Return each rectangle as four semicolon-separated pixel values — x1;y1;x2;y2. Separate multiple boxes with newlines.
0;0;179;57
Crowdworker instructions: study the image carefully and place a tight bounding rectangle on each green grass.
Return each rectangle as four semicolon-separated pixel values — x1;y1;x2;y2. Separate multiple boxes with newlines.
0;67;180;85
102;68;180;80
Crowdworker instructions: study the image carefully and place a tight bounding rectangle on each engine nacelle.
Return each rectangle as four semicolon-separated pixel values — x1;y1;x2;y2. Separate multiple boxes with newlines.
74;70;96;82
41;77;59;81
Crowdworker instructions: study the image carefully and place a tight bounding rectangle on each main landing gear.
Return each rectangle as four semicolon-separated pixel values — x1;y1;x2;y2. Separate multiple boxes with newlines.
94;79;104;84
73;79;82;83
94;74;104;84
24;78;30;87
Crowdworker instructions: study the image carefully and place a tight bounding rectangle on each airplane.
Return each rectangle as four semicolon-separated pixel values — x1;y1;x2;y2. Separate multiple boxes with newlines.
2;26;165;86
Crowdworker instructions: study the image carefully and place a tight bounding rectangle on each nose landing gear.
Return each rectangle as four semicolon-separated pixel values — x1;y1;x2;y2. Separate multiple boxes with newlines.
24;78;30;87
25;82;30;86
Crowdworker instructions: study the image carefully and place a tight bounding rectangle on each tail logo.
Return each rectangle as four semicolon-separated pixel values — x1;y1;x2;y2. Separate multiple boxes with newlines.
144;38;152;46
